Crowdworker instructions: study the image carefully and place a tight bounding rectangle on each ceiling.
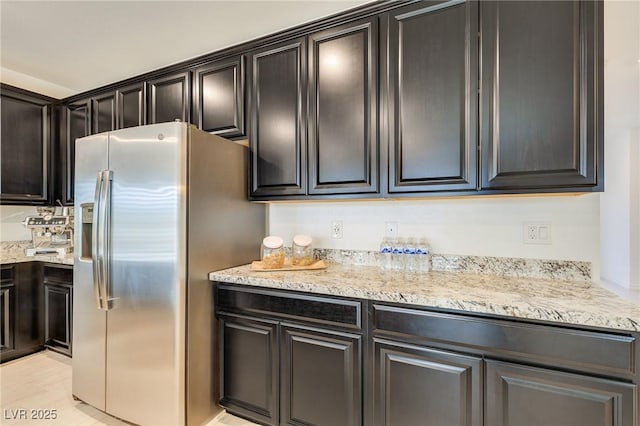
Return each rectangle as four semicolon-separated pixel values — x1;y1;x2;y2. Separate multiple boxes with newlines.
0;0;371;99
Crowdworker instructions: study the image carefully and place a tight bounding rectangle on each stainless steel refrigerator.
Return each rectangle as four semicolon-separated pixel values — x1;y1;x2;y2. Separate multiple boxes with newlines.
72;122;264;426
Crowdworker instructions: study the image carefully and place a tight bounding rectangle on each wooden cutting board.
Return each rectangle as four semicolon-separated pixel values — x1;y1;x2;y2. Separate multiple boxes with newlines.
250;259;327;272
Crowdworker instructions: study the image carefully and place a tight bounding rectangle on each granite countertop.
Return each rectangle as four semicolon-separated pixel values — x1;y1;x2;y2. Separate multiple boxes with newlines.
209;263;640;332
1;241;73;266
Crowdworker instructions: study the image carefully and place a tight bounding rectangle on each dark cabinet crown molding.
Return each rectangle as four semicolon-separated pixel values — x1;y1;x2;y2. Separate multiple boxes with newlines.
59;0;415;105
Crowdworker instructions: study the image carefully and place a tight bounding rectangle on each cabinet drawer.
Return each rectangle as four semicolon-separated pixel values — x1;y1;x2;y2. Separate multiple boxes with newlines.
373;304;636;378
42;264;72;286
216;284;362;330
1;265;14;284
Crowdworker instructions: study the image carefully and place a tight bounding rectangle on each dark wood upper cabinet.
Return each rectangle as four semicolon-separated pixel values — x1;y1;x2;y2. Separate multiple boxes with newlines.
59;99;91;205
116;82;145;129
480;0;602;190
249;38;307;197
194;56;245;139
308;17;379;195
386;0;478;193
92;91;116;134
147;71;191;124
0;85;53;205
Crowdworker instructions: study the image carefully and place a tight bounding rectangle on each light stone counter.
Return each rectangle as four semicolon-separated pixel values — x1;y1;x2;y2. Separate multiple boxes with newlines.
209;263;640;332
1;241;73;266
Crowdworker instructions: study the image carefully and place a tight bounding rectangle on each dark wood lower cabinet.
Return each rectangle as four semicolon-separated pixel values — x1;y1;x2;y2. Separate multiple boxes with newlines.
374;339;482;426
44;283;72;355
281;325;361;426
1;263;44;363
42;264;73;356
220;314;279;426
486;360;637;426
0;266;16;355
215;284;639;426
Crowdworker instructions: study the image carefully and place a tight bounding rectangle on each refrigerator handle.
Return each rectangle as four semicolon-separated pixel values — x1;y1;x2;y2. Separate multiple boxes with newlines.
92;171;104;310
100;170;115;310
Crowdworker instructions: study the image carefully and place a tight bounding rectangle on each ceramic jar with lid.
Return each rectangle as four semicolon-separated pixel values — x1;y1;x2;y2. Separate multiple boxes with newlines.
292;234;314;266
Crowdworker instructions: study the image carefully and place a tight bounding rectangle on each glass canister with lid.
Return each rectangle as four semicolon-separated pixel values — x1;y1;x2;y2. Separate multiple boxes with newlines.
261;235;285;269
292;234;314;266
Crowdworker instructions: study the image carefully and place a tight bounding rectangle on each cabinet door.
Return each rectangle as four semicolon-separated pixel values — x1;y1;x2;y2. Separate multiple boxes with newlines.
480;1;602;190
0;86;52;204
44;283;72;355
485;360;637;426
386;1;478;194
60;99;91;205
249;38;307;197
147;71;191;124
0;283;15;356
116;82;145;129
14;262;43;352
92;91;116;134
219;315;278;425
308;17;378;195
194;56;245;138
374;339;482;426
281;324;361;426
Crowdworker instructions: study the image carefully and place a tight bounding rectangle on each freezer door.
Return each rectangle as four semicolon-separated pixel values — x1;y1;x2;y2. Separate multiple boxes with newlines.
105;123;187;426
73;133;109;410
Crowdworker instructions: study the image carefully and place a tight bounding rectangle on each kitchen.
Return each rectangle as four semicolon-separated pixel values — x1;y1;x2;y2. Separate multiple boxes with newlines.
1;0;639;425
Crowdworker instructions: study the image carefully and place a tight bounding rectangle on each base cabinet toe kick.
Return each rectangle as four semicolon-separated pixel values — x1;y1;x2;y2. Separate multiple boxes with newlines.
213;283;639;426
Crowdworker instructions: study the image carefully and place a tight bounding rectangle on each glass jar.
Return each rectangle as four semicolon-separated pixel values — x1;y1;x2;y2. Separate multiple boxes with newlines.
292;234;314;266
261;236;285;269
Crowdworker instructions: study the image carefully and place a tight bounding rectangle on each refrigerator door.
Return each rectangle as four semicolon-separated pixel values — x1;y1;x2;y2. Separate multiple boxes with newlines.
105;123;187;426
73;133;109;410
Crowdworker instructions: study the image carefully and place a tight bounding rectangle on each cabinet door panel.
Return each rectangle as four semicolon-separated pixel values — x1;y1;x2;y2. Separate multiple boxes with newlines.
387;1;478;193
61;99;91;205
117;83;145;129
485;360;636;426
281;325;361;426
309;17;378;194
0;87;51;203
480;1;601;189
44;284;72;353
147;71;191;124
0;284;15;354
194;56;245;138
249;38;306;196
374;339;482;426
92;92;116;134
220;315;278;425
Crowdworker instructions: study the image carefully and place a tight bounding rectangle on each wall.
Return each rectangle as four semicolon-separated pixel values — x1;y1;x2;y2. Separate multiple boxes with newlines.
269;194;601;279
600;0;640;289
0;205;36;242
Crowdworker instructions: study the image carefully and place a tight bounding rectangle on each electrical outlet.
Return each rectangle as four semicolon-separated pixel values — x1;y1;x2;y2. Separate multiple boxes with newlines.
385;222;398;238
331;220;343;239
523;222;552;245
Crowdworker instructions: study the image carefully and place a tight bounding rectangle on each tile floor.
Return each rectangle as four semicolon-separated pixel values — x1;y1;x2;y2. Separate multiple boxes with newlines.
0;350;257;426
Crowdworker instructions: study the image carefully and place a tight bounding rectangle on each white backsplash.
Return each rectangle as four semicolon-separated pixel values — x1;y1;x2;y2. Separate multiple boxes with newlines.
0;205;36;242
268;194;601;279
